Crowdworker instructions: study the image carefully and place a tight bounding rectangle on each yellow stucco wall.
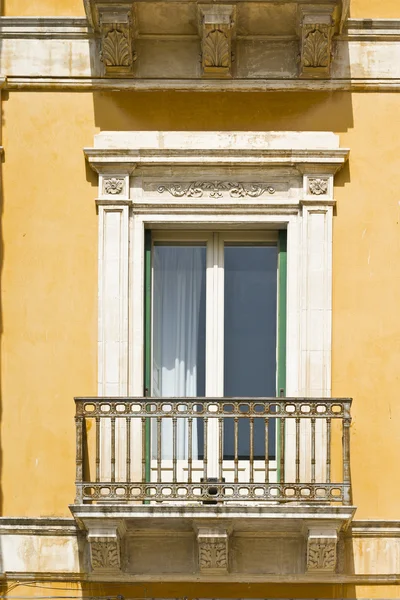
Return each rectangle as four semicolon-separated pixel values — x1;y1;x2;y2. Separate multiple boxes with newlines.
3;0;399;18
3;0;85;16
1;91;400;524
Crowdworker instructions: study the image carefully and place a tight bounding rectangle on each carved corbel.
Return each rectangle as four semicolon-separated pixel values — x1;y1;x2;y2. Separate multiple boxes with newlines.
306;528;338;573
86;520;126;574
196;527;229;573
97;5;136;77
198;5;236;78
298;6;335;78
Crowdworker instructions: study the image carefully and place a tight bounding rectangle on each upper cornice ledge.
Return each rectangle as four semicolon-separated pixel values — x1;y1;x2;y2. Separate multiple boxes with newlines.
84;131;349;174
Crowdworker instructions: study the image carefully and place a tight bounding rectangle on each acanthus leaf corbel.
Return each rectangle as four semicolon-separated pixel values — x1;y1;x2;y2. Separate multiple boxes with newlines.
298;5;335;78
306;528;338;573
195;526;230;573
198;5;236;79
86;519;127;574
88;2;137;77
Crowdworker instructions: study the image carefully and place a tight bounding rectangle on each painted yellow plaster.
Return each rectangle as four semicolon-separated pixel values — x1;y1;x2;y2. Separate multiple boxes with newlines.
4;0;85;16
350;0;400;19
1;91;400;525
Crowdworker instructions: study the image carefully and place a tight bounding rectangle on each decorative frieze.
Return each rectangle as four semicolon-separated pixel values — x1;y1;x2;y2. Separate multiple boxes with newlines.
198;5;236;78
306;529;338;573
298;6;335;78
158;181;275;199
196;527;229;573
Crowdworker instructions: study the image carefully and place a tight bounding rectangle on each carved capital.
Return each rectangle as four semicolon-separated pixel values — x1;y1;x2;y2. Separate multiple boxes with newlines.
306;529;338;573
298;6;334;78
198;5;236;78
86;520;126;574
196;527;229;573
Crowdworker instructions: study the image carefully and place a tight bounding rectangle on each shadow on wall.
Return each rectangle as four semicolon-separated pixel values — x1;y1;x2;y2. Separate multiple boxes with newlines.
92;90;354;134
79;581;357;599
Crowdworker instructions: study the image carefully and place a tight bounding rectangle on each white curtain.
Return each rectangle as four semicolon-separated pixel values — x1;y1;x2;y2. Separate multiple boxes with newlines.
152;245;204;460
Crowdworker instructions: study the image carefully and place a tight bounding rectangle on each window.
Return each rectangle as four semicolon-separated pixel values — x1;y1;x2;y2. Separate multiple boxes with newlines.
145;230;286;483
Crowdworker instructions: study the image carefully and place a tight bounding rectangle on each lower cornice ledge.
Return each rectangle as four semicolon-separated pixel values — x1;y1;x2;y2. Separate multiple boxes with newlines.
5;77;400;92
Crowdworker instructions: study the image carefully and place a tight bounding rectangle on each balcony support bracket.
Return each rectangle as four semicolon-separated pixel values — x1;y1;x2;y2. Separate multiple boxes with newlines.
198;4;236;79
298;5;335;78
306;527;338;573
195;526;230;573
86;519;127;574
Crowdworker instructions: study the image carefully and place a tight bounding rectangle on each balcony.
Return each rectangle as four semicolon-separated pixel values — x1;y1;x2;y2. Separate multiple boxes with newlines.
75;396;352;505
71;397;355;578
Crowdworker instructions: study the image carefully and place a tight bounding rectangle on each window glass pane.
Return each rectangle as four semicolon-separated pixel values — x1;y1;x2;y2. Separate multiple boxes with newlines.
152;244;206;459
224;244;277;458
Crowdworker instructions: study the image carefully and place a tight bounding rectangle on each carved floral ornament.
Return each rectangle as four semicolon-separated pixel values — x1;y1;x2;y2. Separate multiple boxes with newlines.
203;29;230;69
158;181;275;199
90;539;120;570
303;25;330;68
101;27;132;68
103;177;125;195
307;538;337;572
199;539;228;571
308;177;329;195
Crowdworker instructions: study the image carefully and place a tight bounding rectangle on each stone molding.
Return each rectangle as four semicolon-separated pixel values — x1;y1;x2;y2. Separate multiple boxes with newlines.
2;14;400;90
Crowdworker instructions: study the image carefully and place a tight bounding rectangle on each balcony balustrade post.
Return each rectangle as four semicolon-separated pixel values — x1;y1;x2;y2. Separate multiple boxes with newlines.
75;414;84;503
342;415;352;505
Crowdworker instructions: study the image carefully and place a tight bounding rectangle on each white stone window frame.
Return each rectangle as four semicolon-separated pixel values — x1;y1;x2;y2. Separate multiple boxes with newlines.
85;131;349;481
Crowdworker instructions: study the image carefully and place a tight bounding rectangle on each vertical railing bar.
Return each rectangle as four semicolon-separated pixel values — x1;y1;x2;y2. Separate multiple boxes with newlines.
172;416;177;484
75;413;84;503
203;416;208;483
95;416;100;483
157;416;162;483
326;417;331;484
111;416;116;483
279;416;285;484
342;410;351;505
264;417;269;484
218;416;223;482
188;417;193;484
141;416;146;483
295;416;300;484
126;417;131;483
234;417;239;484
249;416;254;484
311;417;316;484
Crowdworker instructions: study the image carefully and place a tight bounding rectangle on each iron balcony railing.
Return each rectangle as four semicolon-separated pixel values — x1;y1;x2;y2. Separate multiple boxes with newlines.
75;397;352;505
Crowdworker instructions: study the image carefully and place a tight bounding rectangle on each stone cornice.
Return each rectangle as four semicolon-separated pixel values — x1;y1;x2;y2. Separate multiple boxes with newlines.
2;16;400;90
84;148;349;173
